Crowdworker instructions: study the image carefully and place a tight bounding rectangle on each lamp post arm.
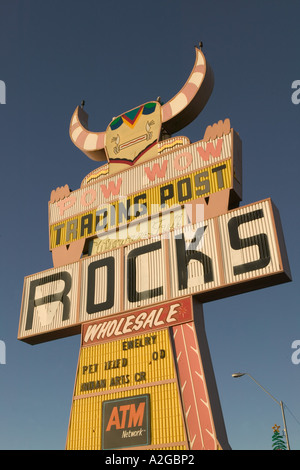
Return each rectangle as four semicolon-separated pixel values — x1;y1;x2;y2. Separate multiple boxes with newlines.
246;374;280;405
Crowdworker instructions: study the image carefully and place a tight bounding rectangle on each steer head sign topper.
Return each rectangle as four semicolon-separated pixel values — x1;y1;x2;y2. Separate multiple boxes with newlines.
69;45;215;176
50;45;235;268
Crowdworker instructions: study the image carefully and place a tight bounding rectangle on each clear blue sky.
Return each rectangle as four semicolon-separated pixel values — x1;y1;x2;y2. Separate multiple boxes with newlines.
0;0;299;450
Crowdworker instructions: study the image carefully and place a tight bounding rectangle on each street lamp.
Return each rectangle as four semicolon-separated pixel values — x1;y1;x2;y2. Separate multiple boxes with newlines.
232;372;290;450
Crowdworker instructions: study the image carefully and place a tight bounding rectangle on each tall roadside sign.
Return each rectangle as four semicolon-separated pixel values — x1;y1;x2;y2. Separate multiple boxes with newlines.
18;46;291;450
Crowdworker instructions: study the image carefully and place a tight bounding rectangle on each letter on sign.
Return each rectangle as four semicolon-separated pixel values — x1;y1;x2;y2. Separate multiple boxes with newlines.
25;272;72;331
228;209;271;275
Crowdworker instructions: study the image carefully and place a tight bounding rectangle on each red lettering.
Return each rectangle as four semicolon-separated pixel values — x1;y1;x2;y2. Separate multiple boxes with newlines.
196;139;223;161
106;406;121;431
119;405;130;428
80;188;96;207
144;160;168;182
106;402;145;431
100;178;122;198
56;195;76;217
128;402;145;427
173;152;193;171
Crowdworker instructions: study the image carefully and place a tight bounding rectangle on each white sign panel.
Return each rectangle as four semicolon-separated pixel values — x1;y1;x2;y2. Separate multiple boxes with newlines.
18;199;291;344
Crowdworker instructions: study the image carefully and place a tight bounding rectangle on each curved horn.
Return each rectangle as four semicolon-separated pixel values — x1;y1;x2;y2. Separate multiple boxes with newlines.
161;47;214;135
69;106;107;162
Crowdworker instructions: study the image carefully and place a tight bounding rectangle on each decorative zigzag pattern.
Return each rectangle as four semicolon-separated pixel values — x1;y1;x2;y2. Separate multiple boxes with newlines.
172;322;218;450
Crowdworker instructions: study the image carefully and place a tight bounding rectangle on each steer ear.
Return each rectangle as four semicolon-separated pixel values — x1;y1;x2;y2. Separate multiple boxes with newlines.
161;47;214;135
69;105;108;162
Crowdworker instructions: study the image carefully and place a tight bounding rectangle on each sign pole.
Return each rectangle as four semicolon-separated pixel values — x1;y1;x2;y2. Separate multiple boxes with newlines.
170;298;230;450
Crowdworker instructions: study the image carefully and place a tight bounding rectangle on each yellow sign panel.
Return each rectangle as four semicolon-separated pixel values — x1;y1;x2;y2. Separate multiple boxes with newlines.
89;207;187;255
50;159;232;249
66;329;188;450
76;330;174;394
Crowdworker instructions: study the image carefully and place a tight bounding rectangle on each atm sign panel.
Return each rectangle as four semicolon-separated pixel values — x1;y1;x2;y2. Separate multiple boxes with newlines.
102;394;151;449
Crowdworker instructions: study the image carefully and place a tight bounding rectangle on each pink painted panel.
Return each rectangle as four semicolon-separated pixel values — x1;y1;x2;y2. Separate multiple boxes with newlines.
172;321;217;450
